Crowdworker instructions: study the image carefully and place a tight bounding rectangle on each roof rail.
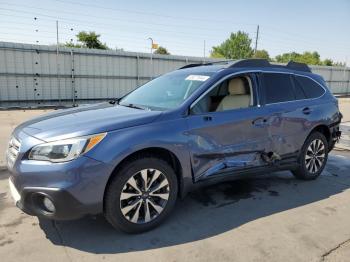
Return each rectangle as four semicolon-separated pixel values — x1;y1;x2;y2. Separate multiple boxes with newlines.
178;60;234;70
178;63;204;69
206;60;235;65
228;59;271;68
286;61;311;72
228;59;311;72
179;59;311;73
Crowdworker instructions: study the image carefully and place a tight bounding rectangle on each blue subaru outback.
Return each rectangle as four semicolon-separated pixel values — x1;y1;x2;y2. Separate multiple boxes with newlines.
7;59;342;233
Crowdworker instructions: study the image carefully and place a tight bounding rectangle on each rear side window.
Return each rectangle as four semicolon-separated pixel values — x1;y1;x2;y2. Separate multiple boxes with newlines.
293;78;307;100
294;76;325;98
262;73;295;104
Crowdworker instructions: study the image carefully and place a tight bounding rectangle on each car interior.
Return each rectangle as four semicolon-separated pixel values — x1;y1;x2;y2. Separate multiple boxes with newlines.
191;75;253;114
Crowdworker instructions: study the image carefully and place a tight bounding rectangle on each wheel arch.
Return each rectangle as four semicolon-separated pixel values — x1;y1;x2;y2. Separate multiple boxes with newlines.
103;146;185;210
308;124;331;147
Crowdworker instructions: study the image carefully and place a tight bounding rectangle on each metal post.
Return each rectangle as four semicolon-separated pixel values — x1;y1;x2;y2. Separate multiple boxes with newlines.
136;54;140;86
342;63;346;95
347;65;350;96
329;68;334;94
254;25;259;55
56;20;61;106
70;50;75;106
343;57;349;95
148;37;153;80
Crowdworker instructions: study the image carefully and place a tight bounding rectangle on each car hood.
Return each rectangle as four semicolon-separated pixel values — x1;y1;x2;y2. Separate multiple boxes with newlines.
15;103;162;142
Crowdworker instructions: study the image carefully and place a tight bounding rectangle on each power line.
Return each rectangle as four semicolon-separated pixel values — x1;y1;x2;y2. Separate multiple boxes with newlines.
0;9;256;54
0;2;257;33
40;0;350;49
0;23;211;53
261;31;349;50
50;0;258;26
0;3;347;60
0;28;200;54
0;8;256;43
0;4;346;48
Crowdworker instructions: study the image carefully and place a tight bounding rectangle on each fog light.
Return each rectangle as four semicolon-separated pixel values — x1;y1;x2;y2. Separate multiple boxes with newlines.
43;197;55;213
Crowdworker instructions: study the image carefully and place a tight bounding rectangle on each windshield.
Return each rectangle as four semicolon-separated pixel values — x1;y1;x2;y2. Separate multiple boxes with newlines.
119;71;213;110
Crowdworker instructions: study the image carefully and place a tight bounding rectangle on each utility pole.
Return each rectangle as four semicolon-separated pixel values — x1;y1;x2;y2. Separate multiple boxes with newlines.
56;20;61;106
254;25;259;55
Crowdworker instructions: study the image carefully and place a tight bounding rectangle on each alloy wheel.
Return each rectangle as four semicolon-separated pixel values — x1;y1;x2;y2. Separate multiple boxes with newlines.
305;139;326;174
119;168;170;224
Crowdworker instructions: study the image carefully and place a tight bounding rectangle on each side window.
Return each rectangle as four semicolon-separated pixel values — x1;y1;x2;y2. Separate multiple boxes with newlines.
191;75;253;114
293;76;307;100
294;76;325;99
262;73;295;104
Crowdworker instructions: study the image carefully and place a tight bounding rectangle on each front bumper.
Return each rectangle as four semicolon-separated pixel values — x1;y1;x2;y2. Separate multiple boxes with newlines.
6;126;117;220
9;177;100;220
8;155;113;220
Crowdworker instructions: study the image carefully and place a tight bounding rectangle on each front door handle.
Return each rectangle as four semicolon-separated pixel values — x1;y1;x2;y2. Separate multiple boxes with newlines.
203;116;212;121
302;107;312;115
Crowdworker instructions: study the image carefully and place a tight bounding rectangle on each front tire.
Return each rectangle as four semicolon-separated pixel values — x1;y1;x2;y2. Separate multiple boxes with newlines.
104;157;178;233
292;132;328;180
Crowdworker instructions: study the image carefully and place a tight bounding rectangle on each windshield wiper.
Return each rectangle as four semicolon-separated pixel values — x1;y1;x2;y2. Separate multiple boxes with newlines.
121;103;150;110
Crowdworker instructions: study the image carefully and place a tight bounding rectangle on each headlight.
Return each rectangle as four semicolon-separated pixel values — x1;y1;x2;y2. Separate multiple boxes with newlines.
28;133;106;162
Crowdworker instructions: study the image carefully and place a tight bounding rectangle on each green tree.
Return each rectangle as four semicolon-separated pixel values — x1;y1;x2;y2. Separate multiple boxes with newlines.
275;51;322;65
275;52;299;63
210;31;253;59
65;31;109;50
274;51;345;66
322;59;333;66
154;46;170;55
253;49;270;60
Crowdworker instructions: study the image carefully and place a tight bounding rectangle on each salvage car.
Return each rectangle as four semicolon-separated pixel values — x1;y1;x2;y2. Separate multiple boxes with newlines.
7;59;342;233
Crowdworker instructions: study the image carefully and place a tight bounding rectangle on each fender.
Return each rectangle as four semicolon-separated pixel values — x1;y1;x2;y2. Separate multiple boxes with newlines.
85;117;194;197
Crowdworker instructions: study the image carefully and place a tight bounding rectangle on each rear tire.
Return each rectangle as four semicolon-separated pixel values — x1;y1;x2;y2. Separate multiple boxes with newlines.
104;156;178;233
292;131;328;180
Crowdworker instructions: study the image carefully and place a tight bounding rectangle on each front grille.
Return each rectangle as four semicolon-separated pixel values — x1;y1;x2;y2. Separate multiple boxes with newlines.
6;136;21;168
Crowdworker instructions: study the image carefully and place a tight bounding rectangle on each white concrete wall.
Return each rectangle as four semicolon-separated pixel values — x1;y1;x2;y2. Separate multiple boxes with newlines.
0;41;349;108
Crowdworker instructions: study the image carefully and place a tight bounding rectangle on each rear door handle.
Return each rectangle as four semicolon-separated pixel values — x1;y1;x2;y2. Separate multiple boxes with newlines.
302;107;312;115
252;117;268;127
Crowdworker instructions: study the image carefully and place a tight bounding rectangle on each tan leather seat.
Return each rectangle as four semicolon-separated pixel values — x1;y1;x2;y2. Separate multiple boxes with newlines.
216;78;250;111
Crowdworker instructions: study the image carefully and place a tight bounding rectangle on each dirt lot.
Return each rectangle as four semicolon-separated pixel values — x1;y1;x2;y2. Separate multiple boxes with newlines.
0;99;350;262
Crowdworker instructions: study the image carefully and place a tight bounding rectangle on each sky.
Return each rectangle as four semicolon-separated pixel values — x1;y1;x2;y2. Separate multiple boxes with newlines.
0;0;349;64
